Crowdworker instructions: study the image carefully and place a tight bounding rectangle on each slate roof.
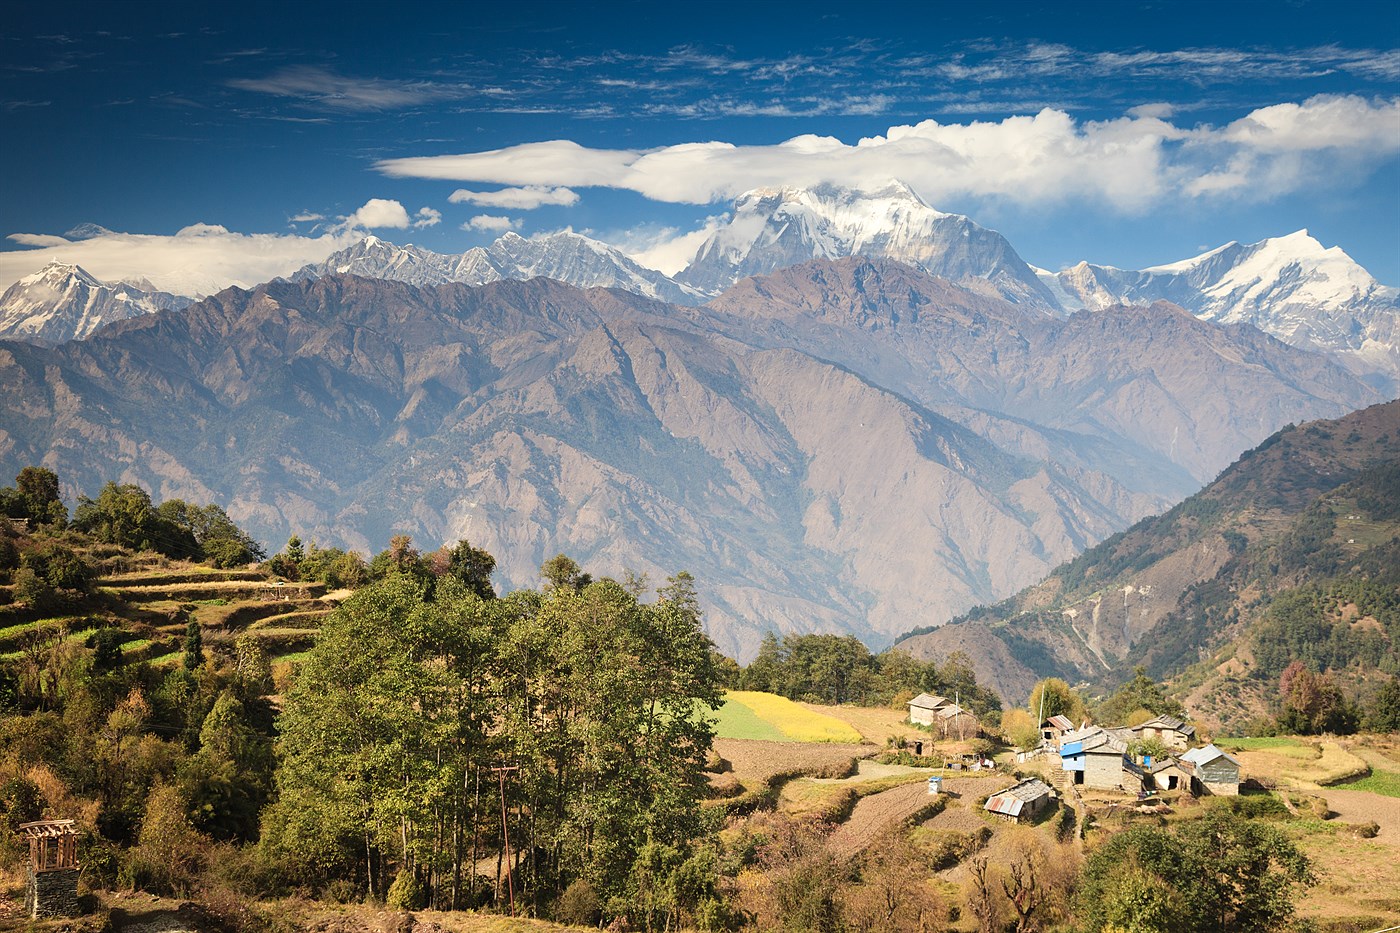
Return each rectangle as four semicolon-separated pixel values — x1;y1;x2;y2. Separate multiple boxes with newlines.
1133;715;1197;737
1060;726;1128;755
908;693;949;710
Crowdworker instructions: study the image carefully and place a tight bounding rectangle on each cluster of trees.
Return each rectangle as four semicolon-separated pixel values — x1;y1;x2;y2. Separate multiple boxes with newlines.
73;482;265;568
262;568;725;924
737;632;1002;717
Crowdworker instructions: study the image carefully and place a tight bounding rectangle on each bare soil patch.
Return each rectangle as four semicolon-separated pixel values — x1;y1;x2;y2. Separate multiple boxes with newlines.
712;738;874;785
1323;788;1400;844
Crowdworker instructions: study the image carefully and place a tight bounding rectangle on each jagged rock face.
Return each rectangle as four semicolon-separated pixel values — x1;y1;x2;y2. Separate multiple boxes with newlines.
677;182;1058;308
1039;231;1400;388
0;262;191;345
295;232;702;305
0;265;1379;659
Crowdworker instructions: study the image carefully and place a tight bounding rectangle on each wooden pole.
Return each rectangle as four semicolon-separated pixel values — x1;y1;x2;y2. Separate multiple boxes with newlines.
492;765;519;916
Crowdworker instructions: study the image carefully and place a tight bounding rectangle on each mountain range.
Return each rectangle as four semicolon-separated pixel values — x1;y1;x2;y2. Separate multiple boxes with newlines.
4;181;1393;388
0;258;1377;659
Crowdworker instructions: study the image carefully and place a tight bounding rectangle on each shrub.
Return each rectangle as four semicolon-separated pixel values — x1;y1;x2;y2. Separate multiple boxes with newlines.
385;867;426;910
554;878;602;926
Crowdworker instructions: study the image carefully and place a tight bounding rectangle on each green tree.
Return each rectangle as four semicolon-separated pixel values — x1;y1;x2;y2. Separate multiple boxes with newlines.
183;621;204;672
1078;808;1313;932
14;467;67;527
437;539;497;599
1366;676;1400;732
1096;666;1186;725
541;553;590;592
1027;678;1086;725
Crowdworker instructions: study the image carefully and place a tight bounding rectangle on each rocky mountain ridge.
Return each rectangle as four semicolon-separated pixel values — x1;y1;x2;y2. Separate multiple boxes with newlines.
894;400;1400;708
6;184;1393;392
0;262;1378;658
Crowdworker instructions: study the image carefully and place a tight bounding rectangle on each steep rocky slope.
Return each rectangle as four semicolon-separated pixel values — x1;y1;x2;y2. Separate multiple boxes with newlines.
895;400;1400;707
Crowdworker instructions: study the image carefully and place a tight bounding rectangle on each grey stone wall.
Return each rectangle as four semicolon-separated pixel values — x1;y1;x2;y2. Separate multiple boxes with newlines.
26;865;81;919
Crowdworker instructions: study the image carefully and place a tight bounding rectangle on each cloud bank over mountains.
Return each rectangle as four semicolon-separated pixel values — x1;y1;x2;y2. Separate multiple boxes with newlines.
378;95;1400;212
2;96;1397;295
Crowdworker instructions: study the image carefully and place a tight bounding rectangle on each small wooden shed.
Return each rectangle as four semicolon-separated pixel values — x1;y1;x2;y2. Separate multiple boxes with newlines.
984;778;1054;822
20;819;81;919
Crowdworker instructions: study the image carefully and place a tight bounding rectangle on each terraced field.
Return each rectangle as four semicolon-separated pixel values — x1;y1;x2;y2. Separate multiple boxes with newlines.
710;691;864;742
1;555;339;669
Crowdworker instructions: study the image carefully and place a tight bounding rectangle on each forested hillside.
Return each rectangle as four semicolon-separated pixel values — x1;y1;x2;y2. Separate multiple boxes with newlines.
897;400;1400;730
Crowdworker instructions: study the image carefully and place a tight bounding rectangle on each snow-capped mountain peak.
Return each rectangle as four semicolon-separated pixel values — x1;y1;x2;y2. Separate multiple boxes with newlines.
1043;230;1398;384
0;262;191;346
677;181;1057;308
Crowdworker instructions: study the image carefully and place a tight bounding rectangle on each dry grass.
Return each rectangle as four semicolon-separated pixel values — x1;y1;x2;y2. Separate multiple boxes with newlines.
1228;739;1369;789
799;701;927;744
1288;820;1400;932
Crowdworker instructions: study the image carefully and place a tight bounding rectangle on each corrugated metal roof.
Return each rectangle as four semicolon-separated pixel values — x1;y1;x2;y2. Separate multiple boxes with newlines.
1043;715;1074;731
908;693;948;710
984;778;1052;818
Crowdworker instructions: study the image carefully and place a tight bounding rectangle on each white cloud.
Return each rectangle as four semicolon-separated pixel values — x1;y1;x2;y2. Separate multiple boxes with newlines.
465;214;521;232
341;198;413;230
612;217;728;276
447;185;580;209
1;226;360;297
412;207;441;228
8;233;70;247
378;96;1400;213
290;211;325;223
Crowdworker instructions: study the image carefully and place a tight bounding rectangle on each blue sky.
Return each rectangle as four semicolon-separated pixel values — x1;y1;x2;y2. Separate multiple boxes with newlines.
3;0;1397;295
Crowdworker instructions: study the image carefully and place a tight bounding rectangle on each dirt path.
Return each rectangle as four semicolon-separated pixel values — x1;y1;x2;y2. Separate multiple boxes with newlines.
1322;788;1400;845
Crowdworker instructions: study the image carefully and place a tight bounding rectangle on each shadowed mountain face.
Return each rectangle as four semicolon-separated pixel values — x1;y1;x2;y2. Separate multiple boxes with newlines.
895;400;1400;705
0;261;1379;659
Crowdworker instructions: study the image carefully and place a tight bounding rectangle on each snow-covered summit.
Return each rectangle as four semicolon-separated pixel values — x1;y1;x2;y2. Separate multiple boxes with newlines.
297;232;703;305
0;261;191;346
1041;231;1399;385
676;181;1057;308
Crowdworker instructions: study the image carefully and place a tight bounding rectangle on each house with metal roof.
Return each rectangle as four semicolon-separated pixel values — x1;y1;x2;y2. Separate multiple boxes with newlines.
1039;714;1075;746
1180;744;1241;796
984;778;1054;822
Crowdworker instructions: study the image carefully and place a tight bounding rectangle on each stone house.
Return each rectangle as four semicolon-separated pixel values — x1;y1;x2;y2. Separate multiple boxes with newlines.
907;692;949;726
1131;715;1196;752
1059;726;1141;791
1148;757;1195;793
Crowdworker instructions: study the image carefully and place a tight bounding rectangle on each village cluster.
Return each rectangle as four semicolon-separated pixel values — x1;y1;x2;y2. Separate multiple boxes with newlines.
907;692;1243;824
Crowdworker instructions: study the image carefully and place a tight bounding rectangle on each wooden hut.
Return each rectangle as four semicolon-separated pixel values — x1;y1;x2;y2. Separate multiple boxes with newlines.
20;819;81;919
